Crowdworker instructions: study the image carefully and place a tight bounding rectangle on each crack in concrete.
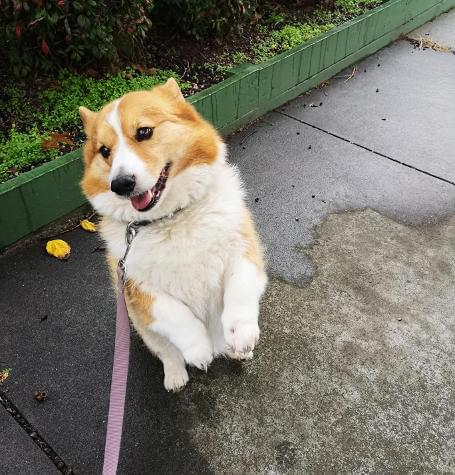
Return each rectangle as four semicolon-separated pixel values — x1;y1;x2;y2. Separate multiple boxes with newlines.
277;111;455;187
0;390;74;474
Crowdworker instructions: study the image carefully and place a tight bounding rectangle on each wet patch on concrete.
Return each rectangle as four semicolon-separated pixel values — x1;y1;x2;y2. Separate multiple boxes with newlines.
230;109;455;285
184;209;455;473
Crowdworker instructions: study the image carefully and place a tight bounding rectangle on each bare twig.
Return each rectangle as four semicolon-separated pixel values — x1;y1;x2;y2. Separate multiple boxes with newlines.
404;35;453;53
335;65;358;82
344;65;357;82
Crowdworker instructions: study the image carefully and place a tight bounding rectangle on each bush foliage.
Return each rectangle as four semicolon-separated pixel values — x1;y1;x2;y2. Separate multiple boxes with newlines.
0;0;153;76
153;0;257;38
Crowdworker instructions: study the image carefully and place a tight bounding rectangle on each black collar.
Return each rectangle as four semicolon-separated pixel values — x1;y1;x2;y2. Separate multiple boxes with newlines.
125;207;184;239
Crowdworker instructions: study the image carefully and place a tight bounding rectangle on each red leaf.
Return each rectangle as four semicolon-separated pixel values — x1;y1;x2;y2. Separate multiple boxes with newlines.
58;0;65;6
41;38;50;56
133;64;145;73
41;132;74;150
15;24;22;38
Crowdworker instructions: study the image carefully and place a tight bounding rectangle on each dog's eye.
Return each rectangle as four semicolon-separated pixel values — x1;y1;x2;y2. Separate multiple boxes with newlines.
99;145;110;159
136;127;153;142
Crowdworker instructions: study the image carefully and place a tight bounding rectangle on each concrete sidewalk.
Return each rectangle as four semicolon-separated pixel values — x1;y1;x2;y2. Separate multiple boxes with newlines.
1;10;455;474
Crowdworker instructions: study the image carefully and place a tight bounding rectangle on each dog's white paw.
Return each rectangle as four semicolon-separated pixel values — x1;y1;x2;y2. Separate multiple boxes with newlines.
224;321;260;355
182;341;213;371
164;364;189;392
226;349;254;360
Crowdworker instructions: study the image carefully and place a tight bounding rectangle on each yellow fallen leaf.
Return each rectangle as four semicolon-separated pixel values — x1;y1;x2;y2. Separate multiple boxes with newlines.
0;368;11;383
46;239;71;260
80;219;96;232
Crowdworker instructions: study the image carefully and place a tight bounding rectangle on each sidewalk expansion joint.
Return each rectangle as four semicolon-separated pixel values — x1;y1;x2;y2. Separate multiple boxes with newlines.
278;111;455;187
0;389;74;474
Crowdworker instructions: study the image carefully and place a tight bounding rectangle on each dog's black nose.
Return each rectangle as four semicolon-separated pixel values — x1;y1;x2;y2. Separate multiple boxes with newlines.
111;175;136;196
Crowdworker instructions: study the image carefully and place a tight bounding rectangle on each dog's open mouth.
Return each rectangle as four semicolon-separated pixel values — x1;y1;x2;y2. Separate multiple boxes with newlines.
130;163;171;212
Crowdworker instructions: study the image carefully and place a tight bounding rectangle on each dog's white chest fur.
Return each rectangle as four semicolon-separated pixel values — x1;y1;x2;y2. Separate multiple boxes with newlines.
101;163;246;325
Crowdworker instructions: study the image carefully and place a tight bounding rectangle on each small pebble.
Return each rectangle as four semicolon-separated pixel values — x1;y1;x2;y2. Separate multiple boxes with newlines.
319;102;323;106
381;118;387;121
311;195;315;198
296;132;300;135
242;146;246;150
254;197;259;203
398;318;402;322
295;218;299;222
376;88;379;93
291;184;295;188
308;145;312;150
34;390;48;402
364;68;367;72
377;63;381;67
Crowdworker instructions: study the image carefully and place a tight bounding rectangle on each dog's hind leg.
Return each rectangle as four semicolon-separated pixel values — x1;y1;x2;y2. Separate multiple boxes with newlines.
135;326;189;392
149;292;214;371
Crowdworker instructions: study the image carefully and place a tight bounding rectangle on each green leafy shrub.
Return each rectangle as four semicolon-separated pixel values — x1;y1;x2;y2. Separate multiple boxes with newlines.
334;0;375;14
253;23;335;63
0;128;57;182
153;0;257;38
37;68;188;131
0;0;153;76
232;52;248;64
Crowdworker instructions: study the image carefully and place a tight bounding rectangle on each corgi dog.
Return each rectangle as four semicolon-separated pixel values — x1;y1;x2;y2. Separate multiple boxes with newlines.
79;78;267;391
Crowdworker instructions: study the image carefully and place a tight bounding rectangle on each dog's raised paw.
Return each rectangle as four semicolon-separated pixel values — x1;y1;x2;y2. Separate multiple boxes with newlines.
224;321;259;355
164;364;189;392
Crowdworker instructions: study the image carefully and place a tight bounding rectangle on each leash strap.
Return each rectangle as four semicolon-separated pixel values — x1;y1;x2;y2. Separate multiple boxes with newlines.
102;264;131;474
101;214;180;474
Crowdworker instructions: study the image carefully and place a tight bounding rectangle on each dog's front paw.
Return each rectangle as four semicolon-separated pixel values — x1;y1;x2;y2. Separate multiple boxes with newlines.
226;349;254;361
224;321;260;355
163;363;189;392
182;340;213;371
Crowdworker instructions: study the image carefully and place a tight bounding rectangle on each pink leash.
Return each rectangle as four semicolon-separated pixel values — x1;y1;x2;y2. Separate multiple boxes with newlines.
102;221;148;474
102;265;130;475
101;182;174;473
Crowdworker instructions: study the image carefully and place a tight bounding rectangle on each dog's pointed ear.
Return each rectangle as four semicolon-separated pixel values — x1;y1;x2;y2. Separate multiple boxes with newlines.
163;77;184;101
79;106;96;135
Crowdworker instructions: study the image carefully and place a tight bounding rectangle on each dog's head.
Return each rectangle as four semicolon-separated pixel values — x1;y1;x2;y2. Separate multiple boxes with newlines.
79;78;224;222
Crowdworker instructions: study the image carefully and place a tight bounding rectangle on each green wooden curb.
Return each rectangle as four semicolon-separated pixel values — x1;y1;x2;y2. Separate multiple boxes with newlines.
1;0;454;249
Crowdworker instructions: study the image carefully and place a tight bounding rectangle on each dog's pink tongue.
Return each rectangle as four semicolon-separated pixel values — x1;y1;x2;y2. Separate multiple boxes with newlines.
130;190;152;210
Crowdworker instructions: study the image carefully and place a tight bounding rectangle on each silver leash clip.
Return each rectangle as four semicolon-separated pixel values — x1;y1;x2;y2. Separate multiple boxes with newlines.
118;221;140;281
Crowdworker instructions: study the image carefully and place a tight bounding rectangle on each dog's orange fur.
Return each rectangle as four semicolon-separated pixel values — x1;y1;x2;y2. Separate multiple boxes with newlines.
106;253;154;327
125;280;154;327
79;78;219;199
241;209;265;272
